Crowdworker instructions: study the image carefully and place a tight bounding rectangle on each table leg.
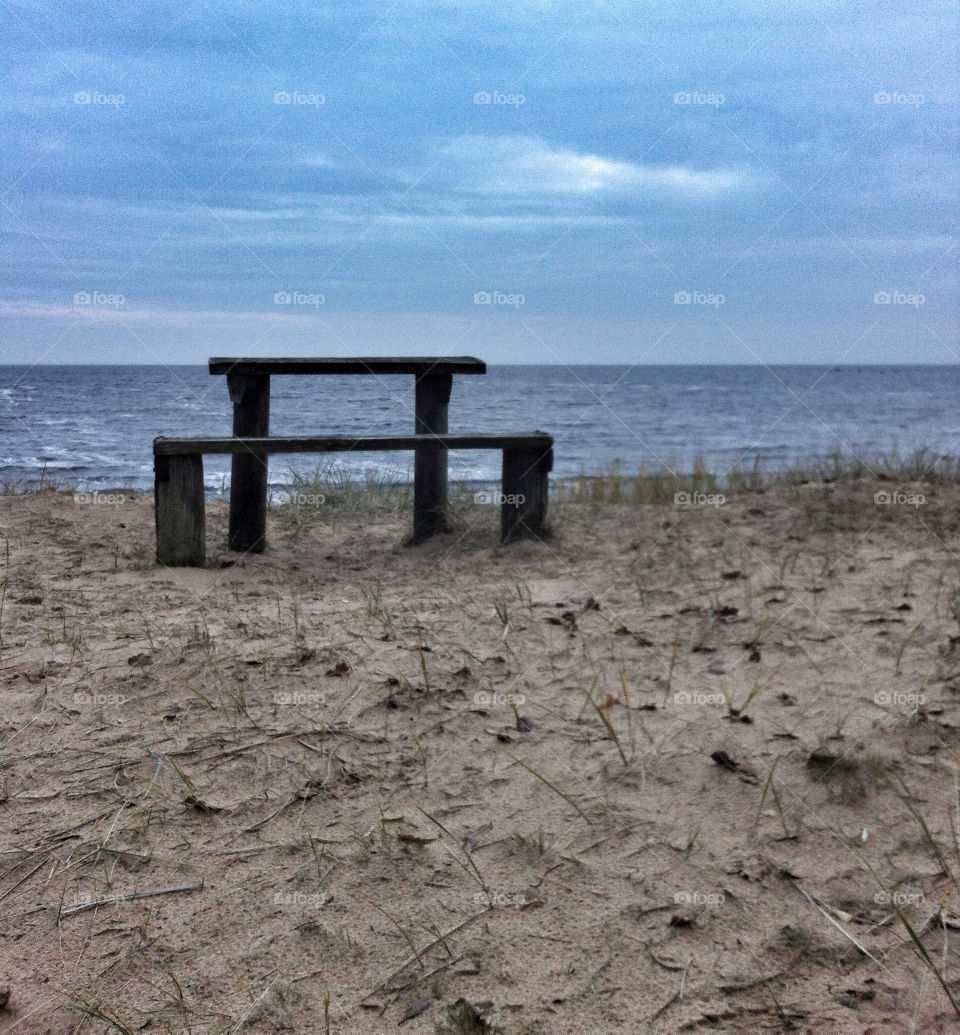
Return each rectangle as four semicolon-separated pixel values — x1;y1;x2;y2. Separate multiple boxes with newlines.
501;441;552;543
155;453;206;566
227;372;270;552
413;372;452;541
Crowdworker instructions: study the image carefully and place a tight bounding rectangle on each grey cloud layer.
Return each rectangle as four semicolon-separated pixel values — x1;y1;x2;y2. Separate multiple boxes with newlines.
2;0;957;362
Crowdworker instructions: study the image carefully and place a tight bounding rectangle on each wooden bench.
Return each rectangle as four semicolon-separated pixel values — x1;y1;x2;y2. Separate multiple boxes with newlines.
154;433;554;567
208;357;487;550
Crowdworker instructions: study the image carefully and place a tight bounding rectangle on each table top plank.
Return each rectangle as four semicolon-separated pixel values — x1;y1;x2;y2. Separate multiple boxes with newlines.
155;433;551;456
208;357;486;376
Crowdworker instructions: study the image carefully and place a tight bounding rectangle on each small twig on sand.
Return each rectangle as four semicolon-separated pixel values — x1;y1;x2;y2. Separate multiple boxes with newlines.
0;859;45;903
797;886;881;964
58;880;204;918
229;978;277;1034
367;909;488;994
378;954;464;1015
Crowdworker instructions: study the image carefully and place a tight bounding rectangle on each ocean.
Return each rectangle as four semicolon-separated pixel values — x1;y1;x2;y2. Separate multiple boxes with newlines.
1;364;958;495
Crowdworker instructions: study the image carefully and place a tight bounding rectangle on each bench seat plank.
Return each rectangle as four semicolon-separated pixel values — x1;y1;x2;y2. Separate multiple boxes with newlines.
154;434;553;456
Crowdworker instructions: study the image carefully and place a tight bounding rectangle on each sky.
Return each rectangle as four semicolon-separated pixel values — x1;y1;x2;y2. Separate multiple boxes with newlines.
2;0;957;365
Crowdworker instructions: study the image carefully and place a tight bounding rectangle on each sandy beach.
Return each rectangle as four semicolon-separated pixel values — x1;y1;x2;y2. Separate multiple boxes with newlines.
2;476;959;1033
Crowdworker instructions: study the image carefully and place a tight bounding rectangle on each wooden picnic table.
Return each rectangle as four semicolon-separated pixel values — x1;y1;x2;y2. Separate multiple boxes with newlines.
207;356;487;550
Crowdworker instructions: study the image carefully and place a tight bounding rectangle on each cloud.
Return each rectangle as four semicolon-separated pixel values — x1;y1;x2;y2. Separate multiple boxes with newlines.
0;301;338;328
442;136;749;198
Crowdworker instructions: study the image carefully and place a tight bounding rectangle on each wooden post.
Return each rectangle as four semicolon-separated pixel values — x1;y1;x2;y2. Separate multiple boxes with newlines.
227;373;270;553
155;453;206;566
413;373;452;541
501;440;552;543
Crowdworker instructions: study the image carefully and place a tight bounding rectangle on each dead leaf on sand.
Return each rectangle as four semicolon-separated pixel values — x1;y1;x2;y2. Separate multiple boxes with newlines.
183;795;225;814
546;610;578;631
399;998;431;1023
396;829;438;845
462;823;493;851
732;855;772;881
710;750;759;784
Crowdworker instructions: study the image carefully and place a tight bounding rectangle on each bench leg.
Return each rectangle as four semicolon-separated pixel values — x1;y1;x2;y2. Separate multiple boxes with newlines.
227;373;270;553
155;454;206;566
413;372;453;541
501;443;552;544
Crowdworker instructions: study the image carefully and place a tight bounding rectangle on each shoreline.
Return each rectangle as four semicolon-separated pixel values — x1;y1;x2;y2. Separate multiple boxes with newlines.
4;445;959;503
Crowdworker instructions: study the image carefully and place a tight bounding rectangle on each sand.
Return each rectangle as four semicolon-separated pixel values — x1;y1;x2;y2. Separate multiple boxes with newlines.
1;480;959;1033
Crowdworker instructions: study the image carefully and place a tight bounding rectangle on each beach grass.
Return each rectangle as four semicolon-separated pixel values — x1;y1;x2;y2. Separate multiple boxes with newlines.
554;447;960;505
3;447;958;507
